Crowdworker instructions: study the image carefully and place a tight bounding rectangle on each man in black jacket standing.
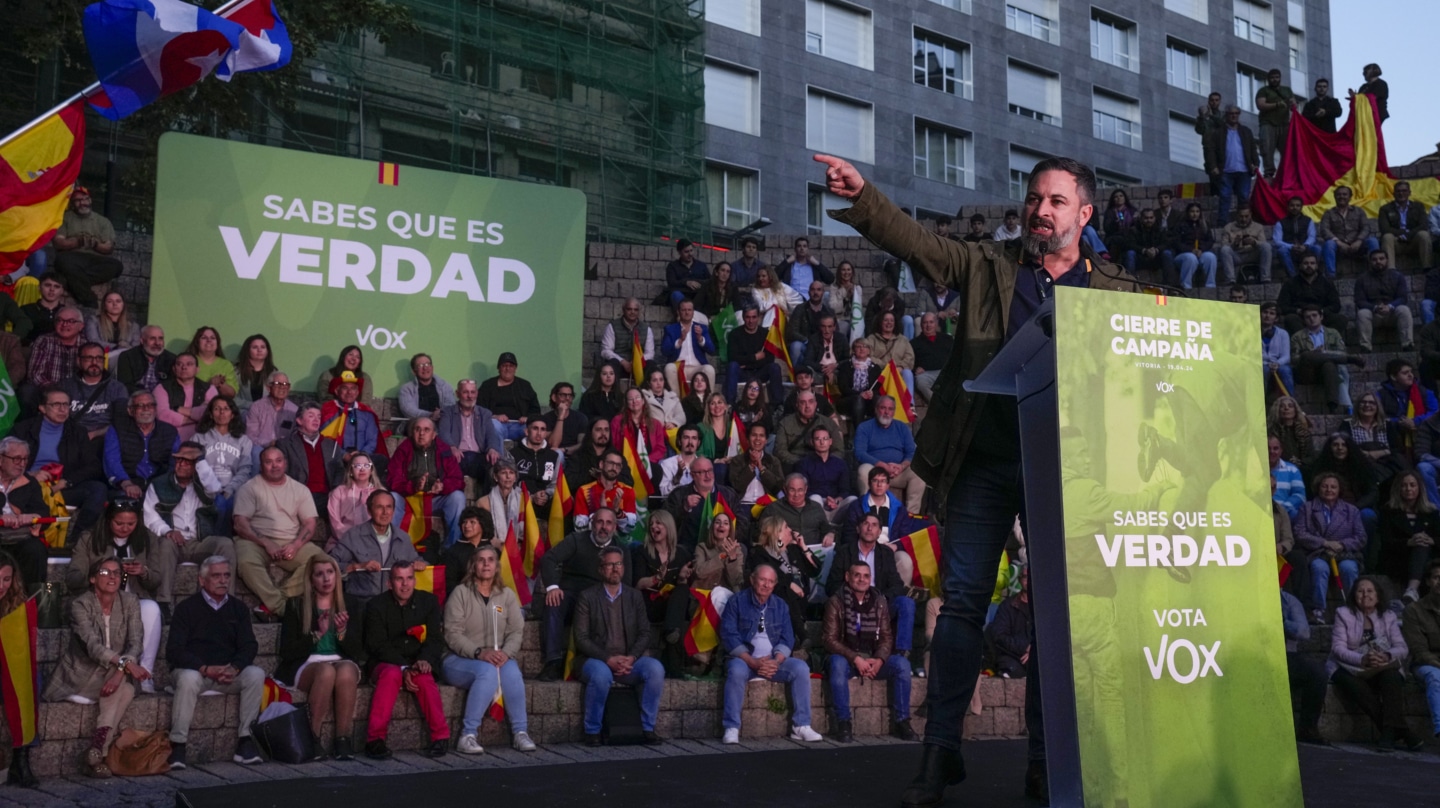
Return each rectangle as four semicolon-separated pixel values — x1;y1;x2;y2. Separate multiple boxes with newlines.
573;546;665;746
363;561;448;759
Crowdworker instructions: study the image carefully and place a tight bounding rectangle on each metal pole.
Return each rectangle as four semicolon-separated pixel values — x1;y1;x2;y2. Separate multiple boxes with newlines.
0;0;252;150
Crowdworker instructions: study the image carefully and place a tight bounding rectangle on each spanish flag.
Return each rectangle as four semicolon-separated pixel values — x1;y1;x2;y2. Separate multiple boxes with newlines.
726;411;746;457
763;305;794;380
683;588;722;655
899;525;943;598
622;429;654;500
699;492;736;535
378;161;400;186
877;360;917;423
631;329;646;387
548;473;572;544
675;360;689;398
749;493;776;519
0;100;86;273
1277;553;1292;587
488;683;506;722
0;599;39;746
521;484;545;578
260;676;293;711
501;520;531;606
400;492;433;548
1252;94;1440;224
415;565;447;608
1329;556;1346;602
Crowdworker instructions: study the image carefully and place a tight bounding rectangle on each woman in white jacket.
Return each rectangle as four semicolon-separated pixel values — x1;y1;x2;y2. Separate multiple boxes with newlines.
641;369;685;430
751;266;803;324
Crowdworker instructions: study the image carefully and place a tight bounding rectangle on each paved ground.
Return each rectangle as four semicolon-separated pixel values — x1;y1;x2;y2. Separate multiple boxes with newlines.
2;735;1436;808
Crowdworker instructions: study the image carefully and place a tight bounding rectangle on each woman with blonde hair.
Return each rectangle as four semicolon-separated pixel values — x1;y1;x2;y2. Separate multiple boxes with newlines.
276;555;364;760
327;451;403;542
442;544;534;755
1267;395;1312;467
84;291;140;358
632;510;693;623
747;515;820;646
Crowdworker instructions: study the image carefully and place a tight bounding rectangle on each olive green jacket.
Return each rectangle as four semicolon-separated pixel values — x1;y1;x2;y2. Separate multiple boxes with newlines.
830;183;1139;507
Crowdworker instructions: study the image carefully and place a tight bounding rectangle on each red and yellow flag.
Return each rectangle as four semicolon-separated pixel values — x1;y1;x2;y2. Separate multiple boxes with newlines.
0;599;39;745
400;492;433;548
260;676;293;711
378;161;400;186
415;564;447;608
548;472;572;544
750;493;776;519
500;521;531;606
1329;556;1345;602
763;305;794;380
700;492;736;536
521;484;545;578
899;525;943;598
877;360;917;423
632;329;646;387
683;588;722;655
1277;553;1292;587
726;411;746;457
0;100;86;272
675;360;690;398
622;429;654;500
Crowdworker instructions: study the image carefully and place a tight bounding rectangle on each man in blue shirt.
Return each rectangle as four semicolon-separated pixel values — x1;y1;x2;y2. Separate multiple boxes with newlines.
1203;106;1260;227
854;396;924;515
718;563;821;745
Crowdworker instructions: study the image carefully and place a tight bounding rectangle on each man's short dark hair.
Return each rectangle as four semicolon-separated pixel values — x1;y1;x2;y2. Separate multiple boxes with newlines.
867;466;890;483
297;401;323;418
366;489;396;509
410;353;431;372
390;560;414;577
1267;68;1282;77
1229;285;1247;298
1259;301;1278;314
793;236;809;248
677;424;702;444
936;215;953;226
810;425;832;441
1300;303;1322;316
550;381;574;400
741;236;760;249
602;449;626;466
1234;204;1251;215
969;213;986;224
38;271;64;286
1386;358;1414;379
1315;77;1330;86
1286;195;1303;206
1028;157;1097;209
747;422;768;438
859;512;881;527
1158;188;1173;199
1003;209;1019;219
1370;248;1388;260
599;545;625;563
675;239;693;253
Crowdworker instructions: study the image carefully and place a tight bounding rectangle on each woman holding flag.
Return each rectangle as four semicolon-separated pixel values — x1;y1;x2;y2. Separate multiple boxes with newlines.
864;311;916;394
1296;473;1367;625
633;511;693;623
275;556;364;761
442;545;534;755
698;393;742;480
0;552;38;787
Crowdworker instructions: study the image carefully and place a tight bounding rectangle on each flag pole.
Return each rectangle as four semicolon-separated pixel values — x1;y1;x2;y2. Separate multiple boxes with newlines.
0;0;253;150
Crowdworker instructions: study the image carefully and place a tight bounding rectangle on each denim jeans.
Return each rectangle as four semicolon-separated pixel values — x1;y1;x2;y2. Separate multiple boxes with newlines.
492;419;526;442
927;456;1026;754
579;656;665;734
1415;664;1440;736
1425;298;1437;326
826;653;911;721
1309;557;1359;611
723;655;812;729
1274;241;1309;277
1217;172;1252;227
891;595;916;652
1175;251;1217;289
1081;226;1108;255
1322;237;1380;277
441;655;528;736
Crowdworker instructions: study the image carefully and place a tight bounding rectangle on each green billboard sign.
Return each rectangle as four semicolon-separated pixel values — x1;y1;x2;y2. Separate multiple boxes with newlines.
1053;287;1302;807
150;133;586;397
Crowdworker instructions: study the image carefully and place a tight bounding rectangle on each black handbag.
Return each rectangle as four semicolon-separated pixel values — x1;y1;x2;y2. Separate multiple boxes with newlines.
251;705;316;763
601;685;646;746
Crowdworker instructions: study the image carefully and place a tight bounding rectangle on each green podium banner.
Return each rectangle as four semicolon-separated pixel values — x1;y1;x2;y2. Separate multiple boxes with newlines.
1053;287;1302;807
150;133;586;396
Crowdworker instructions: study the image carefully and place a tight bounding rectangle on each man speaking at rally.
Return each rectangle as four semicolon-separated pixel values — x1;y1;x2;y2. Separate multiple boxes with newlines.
813;153;1139;807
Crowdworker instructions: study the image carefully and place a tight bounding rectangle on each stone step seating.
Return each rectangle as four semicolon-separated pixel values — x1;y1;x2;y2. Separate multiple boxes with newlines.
23;561;940;776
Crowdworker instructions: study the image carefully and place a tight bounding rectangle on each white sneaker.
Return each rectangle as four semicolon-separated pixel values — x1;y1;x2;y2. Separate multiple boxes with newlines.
789;725;822;742
457;734;484;755
512;731;536;752
141;679;156;694
721;727;740;744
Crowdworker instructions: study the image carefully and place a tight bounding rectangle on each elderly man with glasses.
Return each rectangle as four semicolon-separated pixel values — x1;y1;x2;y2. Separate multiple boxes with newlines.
104;391;181;500
0;436;52;587
11;386;108;543
23;305;85;407
437;378;504;494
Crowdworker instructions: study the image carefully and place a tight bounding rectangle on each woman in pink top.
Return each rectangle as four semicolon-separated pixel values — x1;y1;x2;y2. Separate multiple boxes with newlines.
154;352;217;441
327;451;406;547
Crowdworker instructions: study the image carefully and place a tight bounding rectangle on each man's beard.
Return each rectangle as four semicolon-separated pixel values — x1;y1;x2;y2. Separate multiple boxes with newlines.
1021;215;1080;258
876;415;893;428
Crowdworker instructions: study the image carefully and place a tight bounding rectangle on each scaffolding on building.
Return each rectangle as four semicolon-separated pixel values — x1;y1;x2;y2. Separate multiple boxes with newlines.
255;0;709;243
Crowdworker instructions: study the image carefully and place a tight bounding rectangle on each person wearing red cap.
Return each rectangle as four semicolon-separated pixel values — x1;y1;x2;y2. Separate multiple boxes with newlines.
319;371;389;479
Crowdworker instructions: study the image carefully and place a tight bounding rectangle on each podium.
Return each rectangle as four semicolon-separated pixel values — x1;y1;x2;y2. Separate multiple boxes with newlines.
965;287;1302;808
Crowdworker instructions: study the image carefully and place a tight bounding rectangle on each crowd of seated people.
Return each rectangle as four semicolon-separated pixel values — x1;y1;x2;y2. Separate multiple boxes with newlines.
12;131;1440;784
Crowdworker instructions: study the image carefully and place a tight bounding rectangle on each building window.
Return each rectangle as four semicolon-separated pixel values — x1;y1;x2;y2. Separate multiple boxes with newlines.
914;120;974;188
926;0;972;12
707;164;759;230
805;0;873;70
1166;39;1208;96
1167;114;1204;169
913;30;973;99
1287;0;1305;30
1094;169;1140;190
1090;11;1138;72
704;61;760;136
1007;62;1061;126
1162;0;1207;24
806;89;874;164
807;184;861;237
1236;65;1267;114
1092;91;1141;150
1008;148;1046;202
1006;0;1059;45
705;0;760;36
1234;0;1274;49
1289;28;1307;90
